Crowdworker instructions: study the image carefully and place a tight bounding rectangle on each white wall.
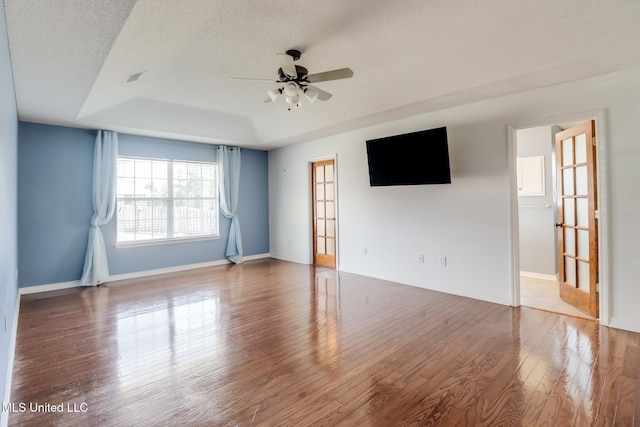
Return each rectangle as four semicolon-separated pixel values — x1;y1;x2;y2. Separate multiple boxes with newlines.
516;125;556;276
269;67;640;332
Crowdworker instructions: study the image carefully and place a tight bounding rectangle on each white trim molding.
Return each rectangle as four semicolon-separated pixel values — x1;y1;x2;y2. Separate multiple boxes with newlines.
520;271;558;281
19;280;80;295
18;253;271;295
609;318;640;334
1;292;21;427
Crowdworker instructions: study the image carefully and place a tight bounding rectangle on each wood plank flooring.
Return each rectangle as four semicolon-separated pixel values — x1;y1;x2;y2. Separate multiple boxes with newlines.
8;259;640;426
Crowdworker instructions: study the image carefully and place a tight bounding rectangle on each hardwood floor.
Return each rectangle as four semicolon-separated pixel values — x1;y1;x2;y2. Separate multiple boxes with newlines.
9;259;640;426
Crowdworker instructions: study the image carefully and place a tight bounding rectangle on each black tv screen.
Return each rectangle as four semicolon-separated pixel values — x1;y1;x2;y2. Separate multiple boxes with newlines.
366;126;451;186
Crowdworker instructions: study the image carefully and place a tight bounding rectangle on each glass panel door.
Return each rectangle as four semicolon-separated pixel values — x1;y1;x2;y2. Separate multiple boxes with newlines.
555;121;598;317
312;160;337;268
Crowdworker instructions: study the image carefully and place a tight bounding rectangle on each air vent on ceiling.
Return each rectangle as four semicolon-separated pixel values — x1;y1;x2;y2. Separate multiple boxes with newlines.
124;72;145;83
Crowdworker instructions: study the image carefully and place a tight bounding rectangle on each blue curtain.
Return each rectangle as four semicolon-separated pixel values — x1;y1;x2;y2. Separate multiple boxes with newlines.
217;146;243;263
80;131;118;285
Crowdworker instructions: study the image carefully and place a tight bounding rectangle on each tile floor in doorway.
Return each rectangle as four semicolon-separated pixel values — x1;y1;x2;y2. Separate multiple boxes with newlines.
520;275;594;319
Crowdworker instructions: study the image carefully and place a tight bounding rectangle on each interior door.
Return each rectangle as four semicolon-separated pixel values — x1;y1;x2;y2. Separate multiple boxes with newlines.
555;120;598;317
312;160;336;268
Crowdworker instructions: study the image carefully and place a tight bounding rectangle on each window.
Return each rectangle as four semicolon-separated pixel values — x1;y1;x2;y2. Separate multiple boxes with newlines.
116;156;218;245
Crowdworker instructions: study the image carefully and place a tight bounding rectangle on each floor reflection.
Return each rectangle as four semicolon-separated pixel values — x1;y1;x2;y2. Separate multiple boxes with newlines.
554;320;598;406
80;285;110;335
516;310;600;422
311;268;341;373
116;290;222;390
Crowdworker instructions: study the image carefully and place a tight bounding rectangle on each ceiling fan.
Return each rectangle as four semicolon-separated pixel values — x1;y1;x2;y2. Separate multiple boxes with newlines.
233;49;353;110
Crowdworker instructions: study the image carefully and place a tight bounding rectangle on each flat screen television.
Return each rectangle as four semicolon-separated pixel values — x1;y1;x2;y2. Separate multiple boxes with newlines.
366;126;451;186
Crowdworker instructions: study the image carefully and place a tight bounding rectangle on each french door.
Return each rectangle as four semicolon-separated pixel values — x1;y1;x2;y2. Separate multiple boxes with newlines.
312;159;336;268
555;120;599;317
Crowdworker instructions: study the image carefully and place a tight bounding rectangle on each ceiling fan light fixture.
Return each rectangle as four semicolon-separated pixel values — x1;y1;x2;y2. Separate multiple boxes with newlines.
283;82;299;97
267;88;282;102
235;50;352;110
285;93;300;107
304;86;319;103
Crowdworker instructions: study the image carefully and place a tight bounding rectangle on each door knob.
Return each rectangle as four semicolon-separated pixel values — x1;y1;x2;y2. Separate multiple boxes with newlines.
555;223;564;228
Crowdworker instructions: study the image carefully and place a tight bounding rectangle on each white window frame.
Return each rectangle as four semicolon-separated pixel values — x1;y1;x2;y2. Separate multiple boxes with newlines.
116;156;219;248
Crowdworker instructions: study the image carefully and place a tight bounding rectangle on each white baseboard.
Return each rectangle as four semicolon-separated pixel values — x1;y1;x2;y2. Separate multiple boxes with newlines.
520;271;558;281
109;252;271;282
19;280;80;295
1;292;21;427
19;253;271;295
609;317;640;334
107;259;233;283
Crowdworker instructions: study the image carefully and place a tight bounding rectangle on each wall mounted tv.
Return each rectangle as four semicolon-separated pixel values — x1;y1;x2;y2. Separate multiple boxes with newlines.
366;126;451;186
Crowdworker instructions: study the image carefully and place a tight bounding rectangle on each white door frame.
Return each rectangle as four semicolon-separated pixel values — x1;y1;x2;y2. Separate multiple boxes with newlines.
507;109;610;325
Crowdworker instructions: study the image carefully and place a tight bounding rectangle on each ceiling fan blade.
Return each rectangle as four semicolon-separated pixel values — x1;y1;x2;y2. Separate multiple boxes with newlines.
306;68;353;83
307;85;332;102
277;53;297;78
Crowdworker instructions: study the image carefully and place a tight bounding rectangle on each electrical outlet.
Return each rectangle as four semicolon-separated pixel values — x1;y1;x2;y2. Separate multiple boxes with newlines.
363;248;368;255
418;254;424;263
439;256;447;267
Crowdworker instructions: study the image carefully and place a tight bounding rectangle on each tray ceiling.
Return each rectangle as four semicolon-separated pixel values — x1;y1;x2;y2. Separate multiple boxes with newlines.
5;0;640;149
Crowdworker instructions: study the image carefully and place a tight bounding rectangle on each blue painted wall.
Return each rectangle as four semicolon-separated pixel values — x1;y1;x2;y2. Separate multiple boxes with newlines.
18;123;269;287
0;3;19;411
237;148;270;257
18;124;94;286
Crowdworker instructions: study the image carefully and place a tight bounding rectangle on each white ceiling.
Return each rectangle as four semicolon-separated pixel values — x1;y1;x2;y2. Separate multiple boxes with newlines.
5;0;640;150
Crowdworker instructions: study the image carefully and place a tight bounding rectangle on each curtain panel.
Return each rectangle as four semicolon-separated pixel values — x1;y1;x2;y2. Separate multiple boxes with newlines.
217;146;243;264
80;131;118;285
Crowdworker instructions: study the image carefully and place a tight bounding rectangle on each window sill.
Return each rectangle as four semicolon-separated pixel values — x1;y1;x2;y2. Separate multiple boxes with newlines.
115;235;220;249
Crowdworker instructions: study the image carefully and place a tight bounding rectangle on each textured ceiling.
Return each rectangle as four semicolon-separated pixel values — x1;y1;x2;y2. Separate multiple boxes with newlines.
5;0;640;149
